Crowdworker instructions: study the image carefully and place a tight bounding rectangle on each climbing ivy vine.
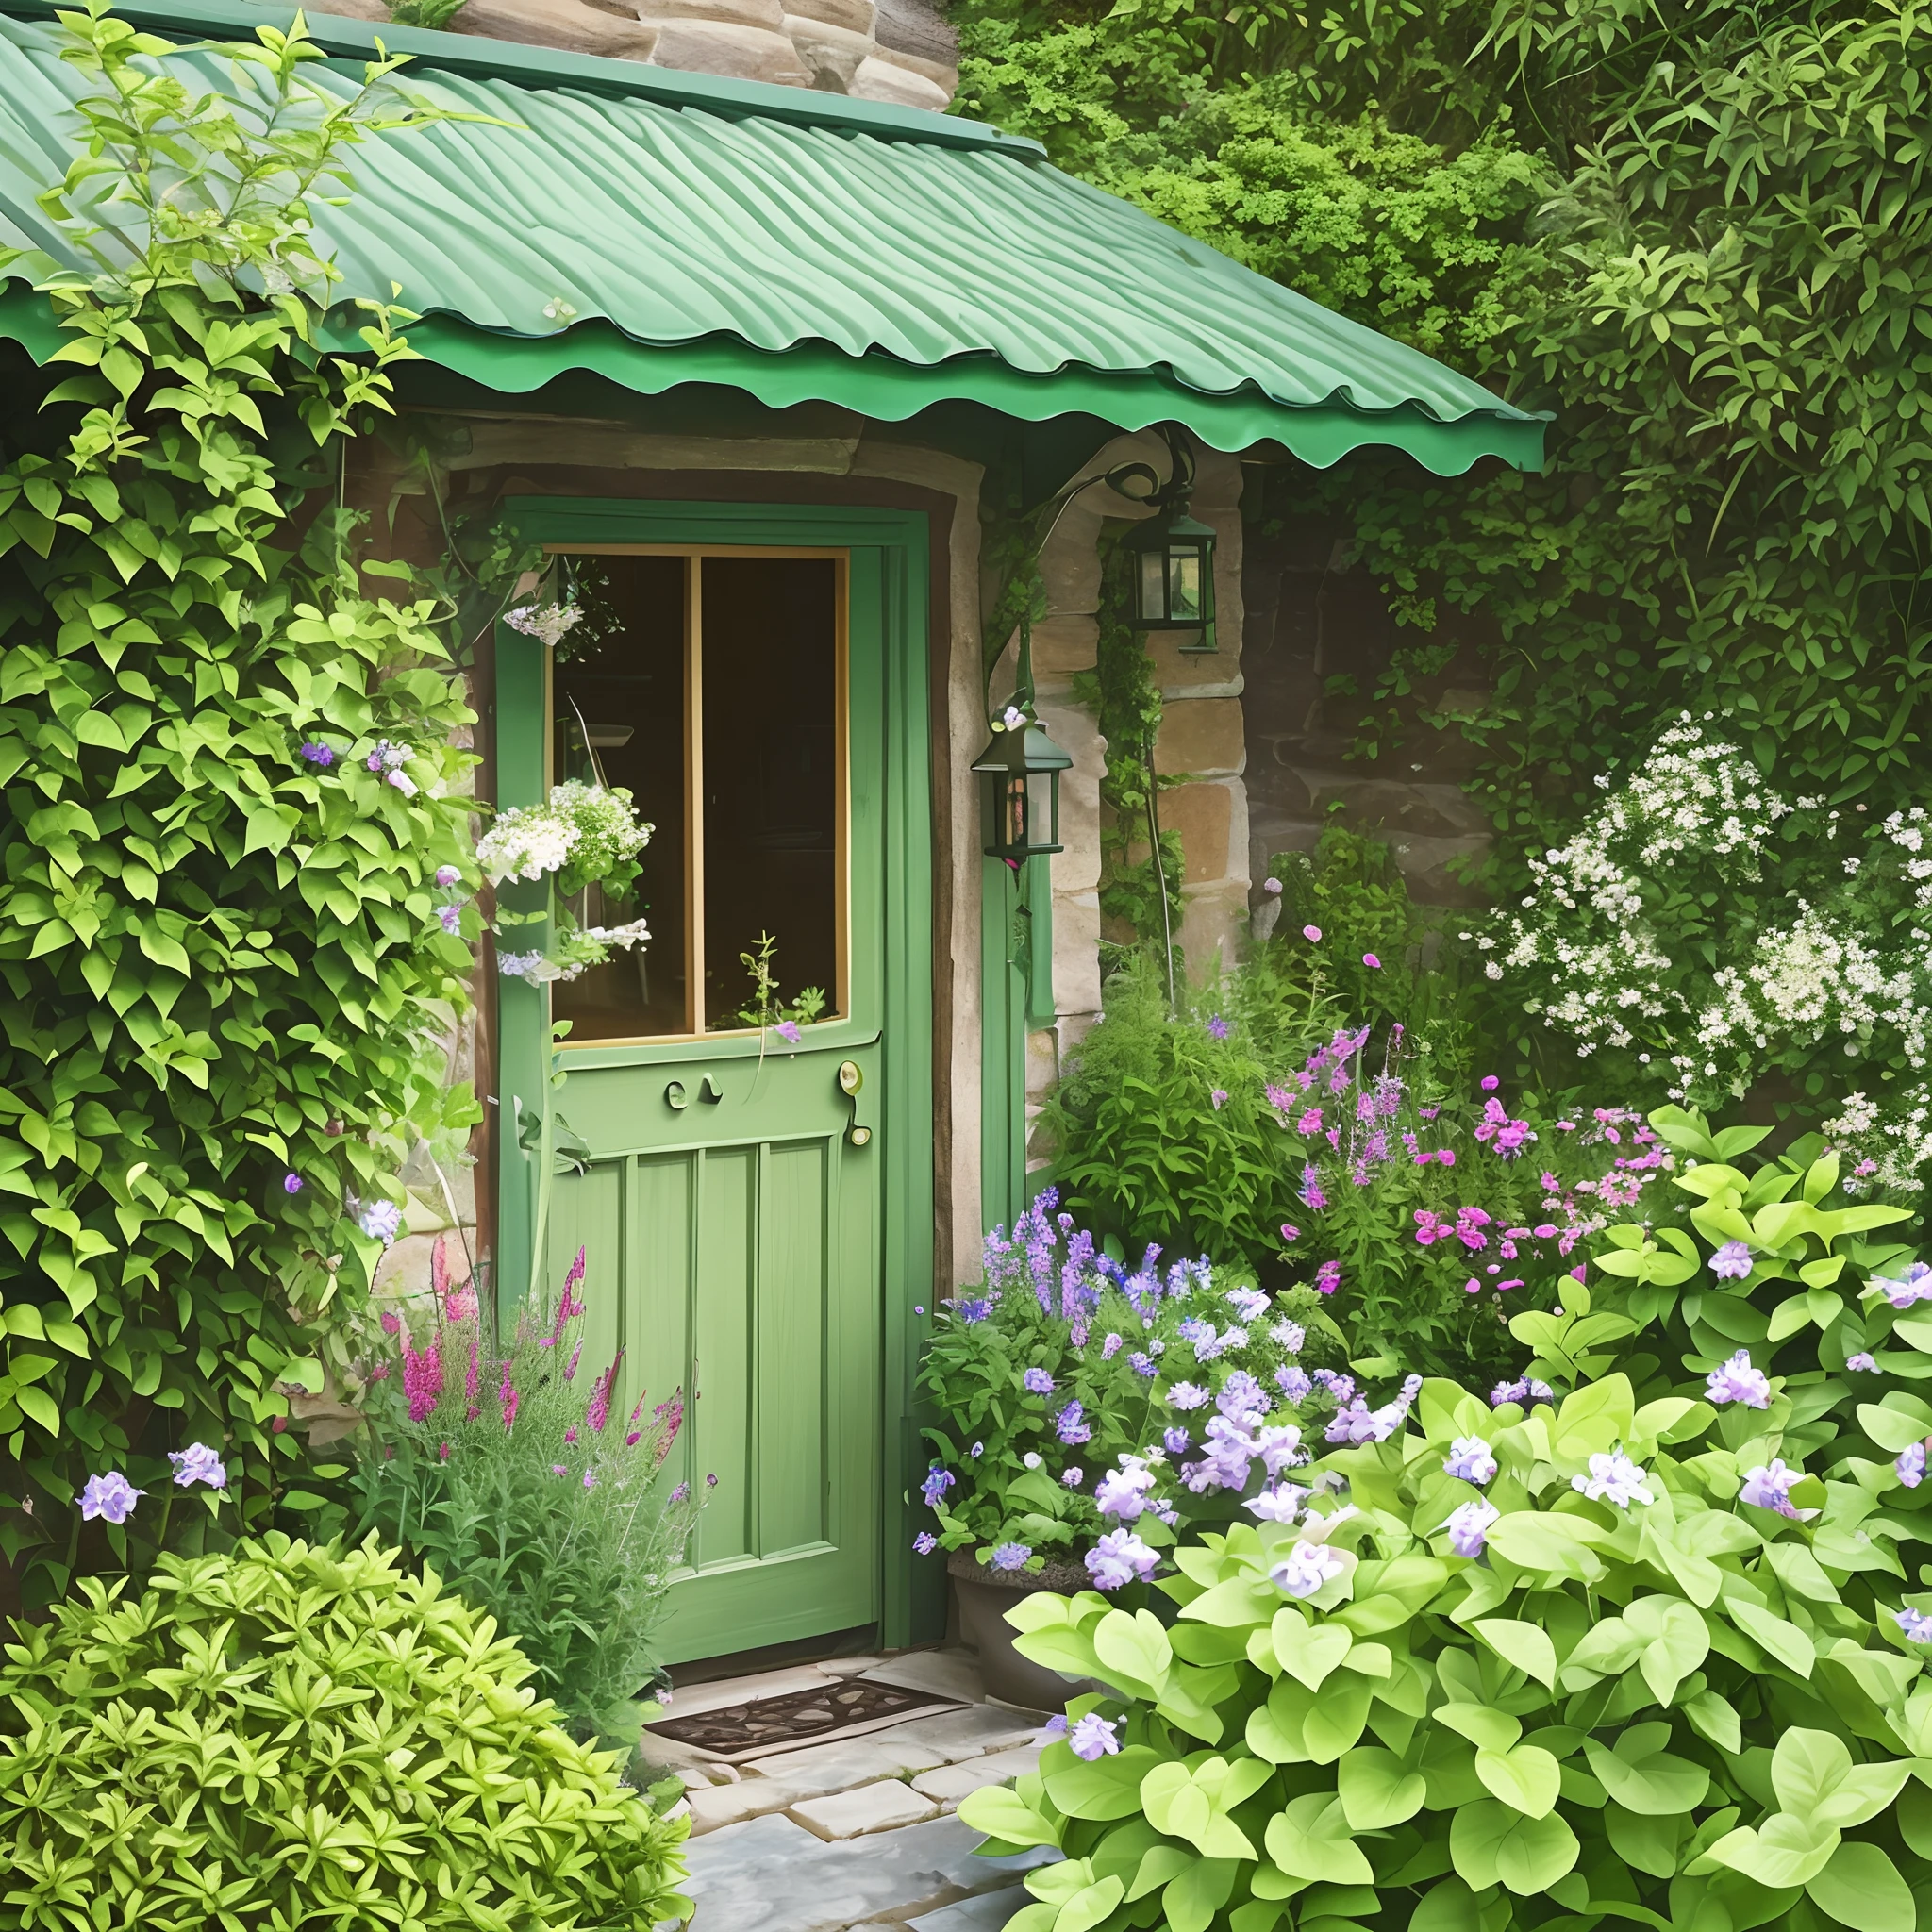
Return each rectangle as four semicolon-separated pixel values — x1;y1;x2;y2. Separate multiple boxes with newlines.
0;5;477;1602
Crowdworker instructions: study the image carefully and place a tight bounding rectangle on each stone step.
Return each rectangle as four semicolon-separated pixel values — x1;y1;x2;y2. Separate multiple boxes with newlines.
910;1743;1041;1810
789;1779;941;1840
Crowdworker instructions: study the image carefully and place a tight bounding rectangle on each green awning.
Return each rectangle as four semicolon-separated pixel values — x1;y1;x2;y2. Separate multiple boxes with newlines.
0;0;1549;475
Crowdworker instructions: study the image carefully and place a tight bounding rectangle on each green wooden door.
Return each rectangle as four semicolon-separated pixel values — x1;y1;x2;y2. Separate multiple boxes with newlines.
492;502;932;1664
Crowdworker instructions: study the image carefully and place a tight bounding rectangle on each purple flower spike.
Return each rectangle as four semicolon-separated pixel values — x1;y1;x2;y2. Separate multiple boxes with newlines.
1023;1367;1055;1395
298;741;334;767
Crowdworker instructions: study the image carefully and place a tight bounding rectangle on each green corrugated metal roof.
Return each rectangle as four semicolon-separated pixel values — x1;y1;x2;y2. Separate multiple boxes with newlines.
0;0;1549;473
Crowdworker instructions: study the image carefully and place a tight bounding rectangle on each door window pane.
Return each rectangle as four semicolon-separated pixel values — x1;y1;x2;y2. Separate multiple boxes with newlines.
701;557;841;1032
552;556;690;1041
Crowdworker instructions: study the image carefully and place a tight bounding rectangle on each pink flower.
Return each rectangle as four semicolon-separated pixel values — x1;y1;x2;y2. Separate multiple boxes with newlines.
1210;1088;1229;1110
380;1311;402;1336
1480;1075;1499;1091
1279;1223;1300;1241
1303;925;1322;941
1362;954;1381;969
564;1426;578;1444
499;1367;520;1431
587;1352;625;1433
402;1339;444;1424
438;1441;451;1461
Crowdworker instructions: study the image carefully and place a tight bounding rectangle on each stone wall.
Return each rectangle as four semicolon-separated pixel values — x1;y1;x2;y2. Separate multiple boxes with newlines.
1239;506;1494;908
320;0;957;109
1023;433;1251;1160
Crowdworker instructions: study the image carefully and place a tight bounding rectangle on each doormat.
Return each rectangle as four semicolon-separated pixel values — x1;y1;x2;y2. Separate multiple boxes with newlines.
646;1678;966;1762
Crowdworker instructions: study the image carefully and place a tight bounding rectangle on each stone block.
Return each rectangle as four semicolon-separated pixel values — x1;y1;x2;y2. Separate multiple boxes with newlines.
907;1890;1034;1931
783;0;874;31
1029;612;1097;685
887;1702;1045;1762
636;0;786;27
1156;696;1245;778
684;1774;807;1834
1039;698;1105;896
450;0;659;57
648;17;812;82
1178;876;1250;976
861;1649;988;1705
783;14;874;88
789;1779;941;1840
741;1732;945;1796
846;54;950;108
1145;779;1234;886
682;1810;1057;1932
1050;888;1102;1020
911;1743;1042;1807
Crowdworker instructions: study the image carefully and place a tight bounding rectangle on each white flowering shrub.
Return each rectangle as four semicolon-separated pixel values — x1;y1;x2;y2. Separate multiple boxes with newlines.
476;781;652;896
1491;713;1932;1190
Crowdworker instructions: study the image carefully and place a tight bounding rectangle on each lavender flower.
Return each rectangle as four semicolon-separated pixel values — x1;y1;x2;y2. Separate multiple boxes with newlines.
1162;1427;1191;1457
1572;1450;1654;1508
1101;1332;1123;1359
1023;1367;1055;1395
989;1542;1032;1571
79;1472;143;1524
1210;1089;1229;1110
1875;1262;1932;1308
1442;1436;1498;1485
358;1199;403;1247
1895;1607;1932;1644
1847;1352;1878;1372
298;741;334;767
1270;1319;1304;1352
775;1021;802;1044
920;1463;955;1507
1062;1466;1084;1488
1441;1497;1499;1558
1093;1460;1157;1520
1055;1400;1092;1446
1245;1482;1307;1522
1225;1286;1270;1323
1898;1442;1927;1489
952;1297;992;1324
913;1531;937;1555
439;905;462;934
1127;1352;1158;1377
1706;1349;1772;1409
1217;1372;1268;1418
1207;1015;1231;1041
1276;1365;1311;1402
1740;1459;1806;1518
1068;1715;1121;1761
436;864;460;887
1710;1241;1754;1281
168;1442;227;1490
1270;1540;1347;1599
1086;1530;1159;1590
282;1174;302;1194
1167;1381;1209;1410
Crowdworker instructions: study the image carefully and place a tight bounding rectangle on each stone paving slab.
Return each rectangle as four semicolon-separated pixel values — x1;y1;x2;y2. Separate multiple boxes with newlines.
682;1809;1058;1932
790;1779;940;1840
860;1651;993;1706
683;1774;811;1835
887;1705;1044;1763
909;1744;1041;1809
900;1890;1034;1931
744;1732;948;1797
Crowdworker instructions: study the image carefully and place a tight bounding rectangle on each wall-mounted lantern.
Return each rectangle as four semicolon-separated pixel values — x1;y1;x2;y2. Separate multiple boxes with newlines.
973;713;1074;862
1124;501;1217;653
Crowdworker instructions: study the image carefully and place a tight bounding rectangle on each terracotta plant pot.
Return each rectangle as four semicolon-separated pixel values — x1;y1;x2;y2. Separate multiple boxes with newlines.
948;1550;1099;1709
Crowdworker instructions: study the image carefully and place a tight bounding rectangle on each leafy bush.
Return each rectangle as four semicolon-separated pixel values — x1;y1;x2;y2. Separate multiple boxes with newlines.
347;1252;701;1740
0;1533;693;1928
0;8;484;1598
960;1104;1932;1932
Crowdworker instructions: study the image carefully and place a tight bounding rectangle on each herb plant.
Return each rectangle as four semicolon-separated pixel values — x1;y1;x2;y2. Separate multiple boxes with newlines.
0;1533;694;1928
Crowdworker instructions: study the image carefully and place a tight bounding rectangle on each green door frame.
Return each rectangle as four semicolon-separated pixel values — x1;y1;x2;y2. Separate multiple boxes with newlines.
487;495;936;1650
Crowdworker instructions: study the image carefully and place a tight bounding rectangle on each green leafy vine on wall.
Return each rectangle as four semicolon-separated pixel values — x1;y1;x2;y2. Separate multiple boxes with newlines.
0;5;481;1603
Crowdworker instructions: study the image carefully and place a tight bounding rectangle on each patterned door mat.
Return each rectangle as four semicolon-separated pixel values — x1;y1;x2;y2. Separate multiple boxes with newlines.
646;1678;966;1762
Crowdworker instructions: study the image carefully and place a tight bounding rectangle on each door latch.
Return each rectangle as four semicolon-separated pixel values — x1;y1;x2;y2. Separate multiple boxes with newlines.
837;1061;872;1146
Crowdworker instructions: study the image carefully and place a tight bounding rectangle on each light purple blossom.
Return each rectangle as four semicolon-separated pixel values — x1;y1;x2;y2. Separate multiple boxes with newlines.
1847;1352;1878;1372
1707;1349;1772;1409
1441;1497;1499;1558
282;1174;302;1194
1276;1365;1311;1402
1167;1381;1209;1410
358;1199;403;1247
1271;1319;1305;1352
913;1531;938;1555
1490;1376;1554;1407
1127;1352;1157;1377
1218;1372;1268;1418
1225;1286;1270;1324
298;741;334;766
1062;1466;1084;1488
1442;1436;1498;1485
1023;1367;1055;1395
1245;1482;1308;1522
1068;1714;1121;1761
79;1472;143;1524
1875;1262;1932;1308
169;1442;227;1490
1101;1332;1123;1359
1898;1442;1927;1489
1086;1530;1158;1590
1093;1460;1158;1520
990;1542;1032;1571
1572;1451;1654;1507
1055;1400;1092;1446
1740;1459;1807;1519
920;1463;955;1507
1895;1607;1932;1643
439;905;462;934
1710;1241;1754;1281
1207;1016;1231;1041
1270;1540;1347;1599
775;1021;802;1044
435;864;460;887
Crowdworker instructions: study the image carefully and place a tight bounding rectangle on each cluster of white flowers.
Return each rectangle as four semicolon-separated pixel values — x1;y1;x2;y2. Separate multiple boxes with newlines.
1827;1088;1932;1193
497;917;650;986
1491;717;1932;1164
475;782;650;888
505;601;584;649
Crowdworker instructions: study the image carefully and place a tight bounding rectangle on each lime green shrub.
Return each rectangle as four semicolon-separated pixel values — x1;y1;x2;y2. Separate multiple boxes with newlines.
0;1534;693;1929
961;1347;1932;1932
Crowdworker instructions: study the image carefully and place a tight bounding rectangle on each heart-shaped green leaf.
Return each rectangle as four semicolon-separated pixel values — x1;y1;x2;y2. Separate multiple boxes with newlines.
1475;1743;1561;1819
1337;1746;1426;1829
1272;1611;1354;1690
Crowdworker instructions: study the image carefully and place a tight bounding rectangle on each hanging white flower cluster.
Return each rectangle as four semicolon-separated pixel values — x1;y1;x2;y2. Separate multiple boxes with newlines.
505;602;583;649
475;782;651;888
1491;715;1932;1179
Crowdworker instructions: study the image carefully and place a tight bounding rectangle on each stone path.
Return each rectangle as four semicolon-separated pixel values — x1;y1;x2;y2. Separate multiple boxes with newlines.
647;1648;1059;1930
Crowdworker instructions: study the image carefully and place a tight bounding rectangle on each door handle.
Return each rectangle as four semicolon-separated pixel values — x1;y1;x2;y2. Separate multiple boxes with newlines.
837;1060;872;1146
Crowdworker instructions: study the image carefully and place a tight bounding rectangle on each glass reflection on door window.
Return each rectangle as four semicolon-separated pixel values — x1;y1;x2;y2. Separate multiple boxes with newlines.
547;550;844;1045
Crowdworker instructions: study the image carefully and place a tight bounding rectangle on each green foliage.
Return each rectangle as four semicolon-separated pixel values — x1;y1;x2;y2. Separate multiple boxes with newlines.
0;8;485;1599
960;1328;1932;1932
0;1533;693;1929
731;928;828;1031
345;1262;701;1740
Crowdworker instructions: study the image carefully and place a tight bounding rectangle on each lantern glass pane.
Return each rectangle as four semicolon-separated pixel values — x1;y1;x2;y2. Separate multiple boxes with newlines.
1002;774;1029;853
1139;548;1166;622
1029;771;1056;849
1168;547;1203;621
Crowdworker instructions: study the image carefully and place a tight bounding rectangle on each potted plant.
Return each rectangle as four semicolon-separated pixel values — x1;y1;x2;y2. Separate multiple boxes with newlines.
916;1190;1394;1704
